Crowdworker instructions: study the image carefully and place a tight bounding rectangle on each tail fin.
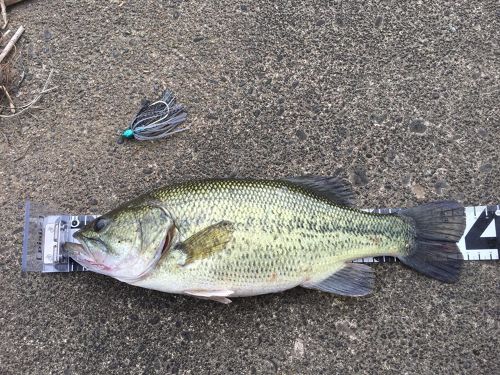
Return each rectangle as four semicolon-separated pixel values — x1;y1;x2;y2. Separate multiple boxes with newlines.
398;201;465;283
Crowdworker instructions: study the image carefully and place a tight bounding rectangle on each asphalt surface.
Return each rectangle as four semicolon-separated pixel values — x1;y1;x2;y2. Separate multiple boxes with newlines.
1;1;499;374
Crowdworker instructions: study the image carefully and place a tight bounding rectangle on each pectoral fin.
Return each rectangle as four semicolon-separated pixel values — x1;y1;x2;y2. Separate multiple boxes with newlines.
301;263;375;296
177;221;234;265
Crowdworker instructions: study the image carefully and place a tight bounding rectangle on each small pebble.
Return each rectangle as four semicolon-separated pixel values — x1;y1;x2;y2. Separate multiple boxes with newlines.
411;183;426;200
479;163;492;174
350;167;369;186
43;29;53;41
409;119;427;133
295;129;307;140
477;128;487;137
434;180;448;195
148;316;160;325
129;314;139;321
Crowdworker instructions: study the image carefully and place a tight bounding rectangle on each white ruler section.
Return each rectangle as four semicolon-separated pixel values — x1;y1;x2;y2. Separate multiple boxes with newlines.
457;206;499;261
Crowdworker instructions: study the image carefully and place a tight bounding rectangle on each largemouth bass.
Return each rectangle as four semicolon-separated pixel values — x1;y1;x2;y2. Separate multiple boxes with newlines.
65;177;465;303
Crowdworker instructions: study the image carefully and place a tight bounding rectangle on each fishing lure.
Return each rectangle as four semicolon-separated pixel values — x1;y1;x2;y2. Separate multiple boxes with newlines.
121;89;188;141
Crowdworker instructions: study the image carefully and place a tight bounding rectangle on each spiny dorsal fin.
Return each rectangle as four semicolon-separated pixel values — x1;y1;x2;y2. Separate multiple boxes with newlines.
301;263;374;296
177;221;234;265
283;176;356;207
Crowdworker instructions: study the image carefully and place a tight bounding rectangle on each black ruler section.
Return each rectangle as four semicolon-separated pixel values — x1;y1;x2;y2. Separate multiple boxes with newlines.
465;206;500;253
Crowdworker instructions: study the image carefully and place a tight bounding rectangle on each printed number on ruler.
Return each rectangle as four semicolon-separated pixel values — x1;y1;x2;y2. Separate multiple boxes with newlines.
459;206;499;260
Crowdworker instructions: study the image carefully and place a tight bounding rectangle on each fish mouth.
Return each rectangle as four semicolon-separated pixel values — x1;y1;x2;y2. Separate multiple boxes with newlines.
63;241;85;256
63;241;114;273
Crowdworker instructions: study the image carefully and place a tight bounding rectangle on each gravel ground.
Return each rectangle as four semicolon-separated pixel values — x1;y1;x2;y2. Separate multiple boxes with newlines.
0;1;498;374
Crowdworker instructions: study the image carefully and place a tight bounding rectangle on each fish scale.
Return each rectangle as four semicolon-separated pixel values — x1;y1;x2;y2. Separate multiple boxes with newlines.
133;179;412;296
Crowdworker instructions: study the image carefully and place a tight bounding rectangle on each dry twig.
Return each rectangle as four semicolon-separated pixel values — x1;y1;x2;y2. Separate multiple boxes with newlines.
0;84;14;112
5;0;27;5
0;69;57;118
0;29;11;44
0;24;23;63
0;0;6;29
2;0;27;28
0;25;23;111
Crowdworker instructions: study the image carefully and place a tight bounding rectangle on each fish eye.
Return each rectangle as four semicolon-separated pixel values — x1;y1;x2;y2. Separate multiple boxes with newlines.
94;217;108;232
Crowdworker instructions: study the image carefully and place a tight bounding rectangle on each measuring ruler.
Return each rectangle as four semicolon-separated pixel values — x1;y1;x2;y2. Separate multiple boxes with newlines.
21;202;499;273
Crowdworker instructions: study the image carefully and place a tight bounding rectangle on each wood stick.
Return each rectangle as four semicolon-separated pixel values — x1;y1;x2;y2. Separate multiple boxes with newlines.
2;1;26;29
0;29;11;44
1;0;6;29
0;25;23;63
1;85;15;113
5;0;27;6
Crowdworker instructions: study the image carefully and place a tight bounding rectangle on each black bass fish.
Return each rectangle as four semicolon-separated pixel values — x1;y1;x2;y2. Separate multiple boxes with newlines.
65;177;465;303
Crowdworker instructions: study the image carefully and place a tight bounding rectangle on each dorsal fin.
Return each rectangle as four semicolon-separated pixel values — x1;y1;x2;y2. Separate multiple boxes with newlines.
283;176;356;207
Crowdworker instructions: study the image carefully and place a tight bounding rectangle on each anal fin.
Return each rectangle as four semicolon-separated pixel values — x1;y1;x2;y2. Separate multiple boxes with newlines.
184;289;234;304
207;296;232;304
301;263;374;297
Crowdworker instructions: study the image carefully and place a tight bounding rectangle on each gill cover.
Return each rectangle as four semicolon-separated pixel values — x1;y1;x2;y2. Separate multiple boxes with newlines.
72;202;175;282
